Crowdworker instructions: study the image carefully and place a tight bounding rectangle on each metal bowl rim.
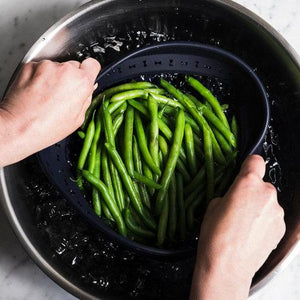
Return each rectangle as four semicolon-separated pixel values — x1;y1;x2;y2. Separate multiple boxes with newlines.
0;0;300;299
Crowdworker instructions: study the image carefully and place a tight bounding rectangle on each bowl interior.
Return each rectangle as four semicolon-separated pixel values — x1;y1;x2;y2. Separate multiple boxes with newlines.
2;0;300;299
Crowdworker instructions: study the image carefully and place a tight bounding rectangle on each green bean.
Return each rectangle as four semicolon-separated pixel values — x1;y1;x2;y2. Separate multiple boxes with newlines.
185;114;201;135
145;88;166;95
110;161;125;212
157;104;174;116
124;209;155;239
104;143;156;230
186;170;224;229
77;116;95;170
81;93;102;130
111;90;147;102
83;79;132;128
102;104;115;147
124;106;135;176
195;102;236;148
133;136;151;209
185;166;205;196
194;133;204;160
157;119;187;163
88;112;102;173
77;172;84;191
148;95;159;166
158;135;169;162
203;126;214;201
111;102;127;119
143;162;155;196
215;164;236;197
186;93;203;107
158;104;201;136
168;175;177;240
157;193;169;246
158;150;163;168
108;100;126;114
186;76;230;129
133;171;162;189
176;158;191;182
185;183;205;209
176;173;186;241
82;170;127;237
155;109;185;214
159;135;190;182
149;93;184;109
92;147;102;216
102;149;115;199
212;127;232;155
84;82;154;125
158;104;168;119
231;116;238;140
104;81;155;98
128;99;148;115
187;192;205;231
159;79;226;165
92;184;101;217
128;99;187;163
77;131;85;139
205;100;213;111
184;123;197;175
135;113;161;176
102;202;115;222
185;105;226;163
113;114;124;137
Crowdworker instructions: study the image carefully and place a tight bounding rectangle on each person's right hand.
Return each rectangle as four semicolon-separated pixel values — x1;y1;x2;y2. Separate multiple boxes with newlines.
0;58;100;167
190;155;286;300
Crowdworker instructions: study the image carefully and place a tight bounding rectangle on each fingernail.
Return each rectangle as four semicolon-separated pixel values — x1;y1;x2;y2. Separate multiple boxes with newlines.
93;83;98;91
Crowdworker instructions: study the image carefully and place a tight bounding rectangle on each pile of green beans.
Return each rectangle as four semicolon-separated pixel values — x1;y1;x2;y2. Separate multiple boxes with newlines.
76;76;238;247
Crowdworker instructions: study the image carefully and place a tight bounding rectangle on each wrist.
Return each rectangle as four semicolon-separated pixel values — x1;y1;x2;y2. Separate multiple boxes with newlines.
190;248;252;300
0;106;30;167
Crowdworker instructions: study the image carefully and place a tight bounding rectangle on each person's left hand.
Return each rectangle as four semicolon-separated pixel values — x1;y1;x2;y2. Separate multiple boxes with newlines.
0;58;100;167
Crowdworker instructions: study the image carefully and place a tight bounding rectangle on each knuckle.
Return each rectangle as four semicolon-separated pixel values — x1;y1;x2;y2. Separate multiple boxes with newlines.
264;182;277;197
23;61;34;70
39;59;52;67
59;62;72;72
239;171;260;185
35;60;53;73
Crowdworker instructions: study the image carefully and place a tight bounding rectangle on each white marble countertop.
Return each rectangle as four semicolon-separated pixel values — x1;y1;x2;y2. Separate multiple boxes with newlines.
0;0;299;299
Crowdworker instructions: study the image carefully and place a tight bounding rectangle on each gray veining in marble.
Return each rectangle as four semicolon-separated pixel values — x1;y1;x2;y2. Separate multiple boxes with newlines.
0;0;299;299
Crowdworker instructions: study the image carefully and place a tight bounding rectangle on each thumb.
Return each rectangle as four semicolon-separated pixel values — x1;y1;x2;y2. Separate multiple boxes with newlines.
80;58;101;84
239;154;266;179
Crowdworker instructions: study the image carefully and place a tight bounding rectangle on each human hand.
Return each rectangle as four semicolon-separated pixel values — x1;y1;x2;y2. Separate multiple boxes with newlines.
190;155;285;300
0;58;100;167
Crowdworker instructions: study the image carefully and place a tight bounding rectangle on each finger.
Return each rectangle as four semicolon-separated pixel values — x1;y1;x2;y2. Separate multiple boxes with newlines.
65;60;81;68
94;83;98;91
80;58;101;84
239;155;266;179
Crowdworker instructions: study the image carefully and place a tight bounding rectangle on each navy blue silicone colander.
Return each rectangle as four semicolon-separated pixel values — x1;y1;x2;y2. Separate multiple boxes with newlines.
38;41;269;257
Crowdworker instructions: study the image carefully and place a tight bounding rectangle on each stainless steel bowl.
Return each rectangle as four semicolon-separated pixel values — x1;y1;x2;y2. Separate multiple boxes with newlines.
1;0;300;299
